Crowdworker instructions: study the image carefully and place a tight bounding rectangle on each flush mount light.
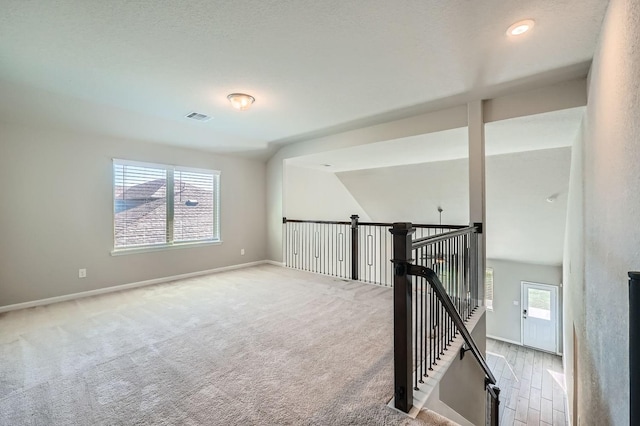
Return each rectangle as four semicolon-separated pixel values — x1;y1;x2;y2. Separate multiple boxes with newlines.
506;19;535;36
227;93;255;111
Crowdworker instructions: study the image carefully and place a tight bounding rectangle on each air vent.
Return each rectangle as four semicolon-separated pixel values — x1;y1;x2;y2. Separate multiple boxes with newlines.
185;112;212;122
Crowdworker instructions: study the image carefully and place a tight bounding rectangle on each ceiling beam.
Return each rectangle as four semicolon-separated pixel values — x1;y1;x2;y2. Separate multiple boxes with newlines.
483;78;587;123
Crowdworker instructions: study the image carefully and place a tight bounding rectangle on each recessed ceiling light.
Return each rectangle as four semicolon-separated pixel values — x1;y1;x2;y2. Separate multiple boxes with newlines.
323;164;332;167
227;93;255;111
506;19;535;36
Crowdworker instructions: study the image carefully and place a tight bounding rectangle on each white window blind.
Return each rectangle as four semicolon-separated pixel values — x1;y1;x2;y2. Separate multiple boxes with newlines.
173;168;219;243
485;267;494;311
113;160;220;250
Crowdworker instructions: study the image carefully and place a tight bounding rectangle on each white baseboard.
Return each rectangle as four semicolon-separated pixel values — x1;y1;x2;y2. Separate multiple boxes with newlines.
487;335;564;356
486;334;522;346
264;260;285;267
0;260;269;314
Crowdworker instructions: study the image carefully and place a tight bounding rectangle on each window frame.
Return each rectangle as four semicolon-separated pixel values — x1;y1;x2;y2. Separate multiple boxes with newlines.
111;159;221;255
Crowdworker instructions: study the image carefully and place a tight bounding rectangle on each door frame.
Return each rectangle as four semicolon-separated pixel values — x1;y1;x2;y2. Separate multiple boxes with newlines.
520;281;559;354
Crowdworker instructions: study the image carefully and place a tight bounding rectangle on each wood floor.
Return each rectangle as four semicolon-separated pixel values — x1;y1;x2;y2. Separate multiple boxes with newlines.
486;338;568;426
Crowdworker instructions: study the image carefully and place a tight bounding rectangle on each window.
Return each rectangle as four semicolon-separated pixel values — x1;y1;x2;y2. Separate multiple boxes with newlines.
485;267;494;310
113;159;220;251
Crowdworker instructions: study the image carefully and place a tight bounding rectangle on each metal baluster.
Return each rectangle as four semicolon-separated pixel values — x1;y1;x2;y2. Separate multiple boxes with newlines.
440;303;447;355
378;226;382;285
385;229;388;286
453;235;458;337
414;262;425;383
428;282;433;371
324;224;327;275
410;277;420;390
321;224;324;274
437;296;441;359
369;228;373;283
293;224;297;270
312;223;315;272
309;223;312;272
330;224;334;276
420;272;427;383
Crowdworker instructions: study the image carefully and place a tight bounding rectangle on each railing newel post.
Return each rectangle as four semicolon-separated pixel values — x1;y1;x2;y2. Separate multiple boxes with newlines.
350;215;359;281
493;386;501;426
630;271;640;424
390;222;415;414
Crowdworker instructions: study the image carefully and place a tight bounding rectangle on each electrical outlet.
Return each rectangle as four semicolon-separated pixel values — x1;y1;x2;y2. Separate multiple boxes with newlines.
79;268;87;278
240;249;245;256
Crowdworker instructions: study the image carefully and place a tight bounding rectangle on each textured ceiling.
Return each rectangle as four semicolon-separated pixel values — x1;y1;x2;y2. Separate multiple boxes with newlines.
0;1;608;157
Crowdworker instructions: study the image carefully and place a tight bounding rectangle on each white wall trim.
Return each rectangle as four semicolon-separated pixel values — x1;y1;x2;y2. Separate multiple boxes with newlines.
264;260;285;267
486;334;564;356
0;260;269;313
486;334;523;346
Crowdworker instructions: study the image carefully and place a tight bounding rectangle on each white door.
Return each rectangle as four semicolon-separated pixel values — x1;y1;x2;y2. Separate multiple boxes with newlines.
522;282;558;353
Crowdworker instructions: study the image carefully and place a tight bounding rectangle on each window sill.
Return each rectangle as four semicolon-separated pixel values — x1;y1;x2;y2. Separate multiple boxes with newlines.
111;240;222;256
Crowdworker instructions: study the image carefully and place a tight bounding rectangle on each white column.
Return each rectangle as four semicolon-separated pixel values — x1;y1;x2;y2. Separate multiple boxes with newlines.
468;100;486;303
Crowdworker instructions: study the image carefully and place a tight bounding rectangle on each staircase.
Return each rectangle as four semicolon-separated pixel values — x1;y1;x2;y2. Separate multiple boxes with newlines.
282;216;499;425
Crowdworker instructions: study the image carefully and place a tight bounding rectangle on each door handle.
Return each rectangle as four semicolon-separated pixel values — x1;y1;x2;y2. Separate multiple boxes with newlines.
523;309;527;319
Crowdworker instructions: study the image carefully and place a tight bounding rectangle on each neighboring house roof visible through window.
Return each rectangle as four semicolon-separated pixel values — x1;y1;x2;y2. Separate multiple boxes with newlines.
113;159;220;251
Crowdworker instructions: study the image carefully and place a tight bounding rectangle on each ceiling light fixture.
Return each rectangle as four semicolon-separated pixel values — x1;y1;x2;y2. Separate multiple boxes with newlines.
227;93;255;111
506;19;535;36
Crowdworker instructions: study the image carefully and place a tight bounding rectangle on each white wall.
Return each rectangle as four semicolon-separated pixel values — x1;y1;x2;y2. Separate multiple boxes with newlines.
563;0;640;424
0;122;267;307
439;311;487;426
336;148;570;265
284;164;370;221
486;259;562;351
336;158;469;225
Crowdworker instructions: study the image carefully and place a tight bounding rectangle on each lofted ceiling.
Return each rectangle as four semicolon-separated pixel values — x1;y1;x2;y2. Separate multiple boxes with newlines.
287;107;584;172
0;1;608;158
285;109;580;265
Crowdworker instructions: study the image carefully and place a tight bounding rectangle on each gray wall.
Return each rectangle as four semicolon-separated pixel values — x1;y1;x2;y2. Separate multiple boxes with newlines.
440;311;487;426
563;0;639;424
0;122;267;307
486;259;563;352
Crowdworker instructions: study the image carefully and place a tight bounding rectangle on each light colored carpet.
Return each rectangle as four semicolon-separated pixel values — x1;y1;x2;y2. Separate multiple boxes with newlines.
0;264;458;425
